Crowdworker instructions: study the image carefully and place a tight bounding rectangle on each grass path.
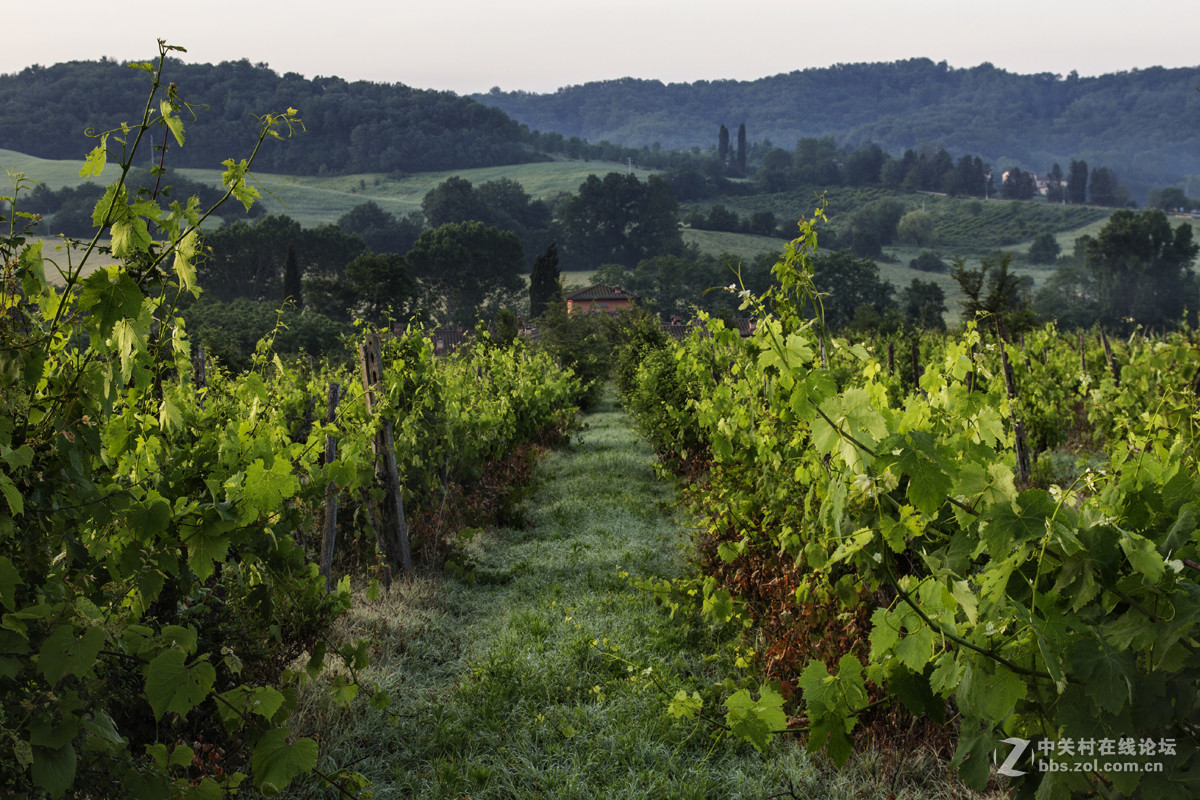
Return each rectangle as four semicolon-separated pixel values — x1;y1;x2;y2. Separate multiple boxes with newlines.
285;390;965;799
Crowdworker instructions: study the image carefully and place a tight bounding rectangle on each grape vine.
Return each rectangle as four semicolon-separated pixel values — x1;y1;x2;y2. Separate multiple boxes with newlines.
0;42;581;798
621;213;1200;799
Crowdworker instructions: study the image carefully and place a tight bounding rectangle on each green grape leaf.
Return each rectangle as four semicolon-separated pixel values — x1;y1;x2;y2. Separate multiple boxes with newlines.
981;489;1056;557
113;318;147;384
79;267;143;339
221;158;261;211
0;555;20;611
17;240;47;298
1068;639;1133;714
160;100;185;146
110;214;153;259
38;624;105;684
701;584;734;623
172;229;200;293
950;721;996;790
79;134;108;177
667;689;703;719
82;710;125;746
0;473;23;517
3;444;34;470
158;399;183;435
251;728;318;794
144;649;216;721
868;607;900;661
31;743;76;798
896;431;952;516
894;622;934;673
929;651;963;696
958;661;1026;722
247;686;286;721
723;684;788;754
91;182;123;227
243;458;299;515
1119;532;1165;584
187;526;231;582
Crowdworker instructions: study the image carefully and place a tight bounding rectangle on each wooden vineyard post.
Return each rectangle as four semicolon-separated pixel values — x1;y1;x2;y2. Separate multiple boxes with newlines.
910;339;921;389
319;382;341;593
359;331;413;576
995;319;1031;485
1078;330;1087;377
887;341;895;376
193;343;207;409
1099;328;1120;385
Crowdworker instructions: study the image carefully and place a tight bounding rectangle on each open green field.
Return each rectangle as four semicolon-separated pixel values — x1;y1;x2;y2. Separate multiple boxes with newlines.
0;147;653;228
681;227;787;261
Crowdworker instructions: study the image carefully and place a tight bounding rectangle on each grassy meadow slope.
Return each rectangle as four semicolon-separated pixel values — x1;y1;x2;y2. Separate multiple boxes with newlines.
1;147;654;228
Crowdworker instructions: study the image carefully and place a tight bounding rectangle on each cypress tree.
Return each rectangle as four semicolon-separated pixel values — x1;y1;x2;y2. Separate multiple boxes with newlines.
283;241;303;311
529;241;561;319
736;123;747;175
718;125;730;163
1068;159;1088;204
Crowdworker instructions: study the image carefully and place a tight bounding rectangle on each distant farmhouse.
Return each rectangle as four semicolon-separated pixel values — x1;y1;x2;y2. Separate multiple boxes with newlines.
564;284;637;315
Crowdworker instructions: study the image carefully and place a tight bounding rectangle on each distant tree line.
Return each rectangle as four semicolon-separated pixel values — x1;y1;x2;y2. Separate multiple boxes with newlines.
0;58;538;174
476;60;1200;196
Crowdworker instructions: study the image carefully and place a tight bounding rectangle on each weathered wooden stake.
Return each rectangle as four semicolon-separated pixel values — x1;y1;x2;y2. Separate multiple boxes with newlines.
1099;328;1120;385
910;339;921;389
193;343;207;409
995;320;1031;485
1078;330;1087;377
359;331;413;576
319;382;341;593
887;341;895;376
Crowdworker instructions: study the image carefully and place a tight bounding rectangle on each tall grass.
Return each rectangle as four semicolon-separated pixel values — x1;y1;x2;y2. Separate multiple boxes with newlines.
274;389;997;799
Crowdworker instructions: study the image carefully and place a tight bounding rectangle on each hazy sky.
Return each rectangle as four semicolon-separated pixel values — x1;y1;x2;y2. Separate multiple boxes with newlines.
4;1;1195;95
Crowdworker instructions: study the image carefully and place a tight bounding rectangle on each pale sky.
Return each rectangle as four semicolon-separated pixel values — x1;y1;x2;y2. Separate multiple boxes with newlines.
4;1;1195;95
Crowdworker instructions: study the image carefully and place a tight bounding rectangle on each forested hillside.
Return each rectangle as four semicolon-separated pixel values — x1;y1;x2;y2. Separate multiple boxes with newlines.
0;57;541;174
474;59;1200;194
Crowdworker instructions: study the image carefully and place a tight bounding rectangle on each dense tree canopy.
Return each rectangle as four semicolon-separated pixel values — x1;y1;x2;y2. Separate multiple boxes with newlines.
337;201;423;255
198;215;366;302
554;173;682;268
405;221;526;324
900;278;947;329
1086;210;1197;330
594;251;775;321
421;176;551;265
810;250;895;330
1034;211;1198;331
1027;231;1061;265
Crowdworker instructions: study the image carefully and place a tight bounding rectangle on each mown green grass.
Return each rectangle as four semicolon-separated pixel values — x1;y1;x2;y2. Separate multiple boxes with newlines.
681;227;788;262
0;148;95;190
0;147;652;228
276;389;993;800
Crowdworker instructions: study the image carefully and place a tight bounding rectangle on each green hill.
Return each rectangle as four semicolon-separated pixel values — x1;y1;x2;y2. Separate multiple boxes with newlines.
475;61;1200;196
